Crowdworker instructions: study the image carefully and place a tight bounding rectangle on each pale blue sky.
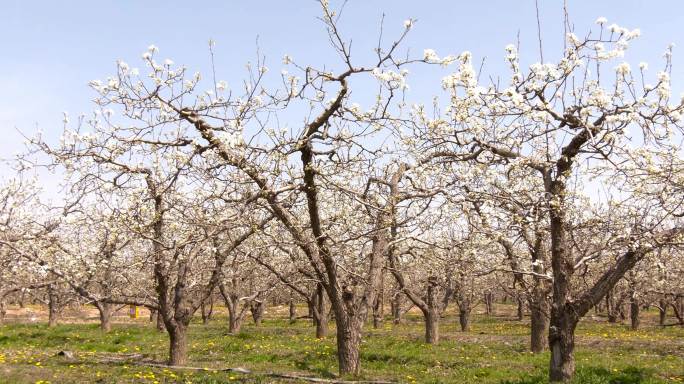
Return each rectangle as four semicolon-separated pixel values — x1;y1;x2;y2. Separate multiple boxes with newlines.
1;0;682;172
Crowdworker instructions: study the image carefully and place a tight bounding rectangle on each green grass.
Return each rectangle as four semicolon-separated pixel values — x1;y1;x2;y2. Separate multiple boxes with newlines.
0;306;682;383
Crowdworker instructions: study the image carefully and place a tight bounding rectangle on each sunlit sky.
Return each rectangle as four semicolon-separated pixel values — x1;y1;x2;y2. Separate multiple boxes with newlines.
2;0;683;181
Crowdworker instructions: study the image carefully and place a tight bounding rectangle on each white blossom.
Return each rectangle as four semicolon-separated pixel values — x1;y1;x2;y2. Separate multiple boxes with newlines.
423;48;440;63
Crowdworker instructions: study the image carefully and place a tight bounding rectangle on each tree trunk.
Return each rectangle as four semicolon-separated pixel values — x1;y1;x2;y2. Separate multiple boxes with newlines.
96;302;114;333
422;276;440;344
424;310;439;344
372;271;385;329
549;314;578;382
658;299;667;326
485;292;493;315
372;295;382;329
312;284;328;338
307;298;314;319
289;299;297;324
672;297;684;325
391;292;402;324
314;311;328;338
618;299;627;320
0;300;6;324
47;285;58;327
530;300;549;353
201;297;213;325
606;289;618;323
156;311;166;332
517;297;525;320
458;308;470;332
168;325;188;366
250;301;265;326
630;295;640;330
547;176;576;382
228;302;242;334
335;315;362;375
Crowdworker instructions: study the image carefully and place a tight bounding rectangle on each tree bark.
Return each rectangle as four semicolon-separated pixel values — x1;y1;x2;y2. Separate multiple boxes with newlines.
289;299;297;324
672;297;684;325
96;302;114;333
311;284;328;338
373;271;385;329
391;292;402;325
372;295;382;329
0;300;5;324
168;325;188;366
606;289;618;323
485;292;493;315
530;300;549;353
424;311;439;344
250;301;265;326
228;302;243;334
47;285;59;327
630;295;640;330
658;299;667;326
156;311;166;332
459;308;471;332
201;297;213;325
315;312;328;338
335;314;362;375
530;275;550;352
423;277;441;344
549;314;578;382
547;172;576;382
517;297;525;321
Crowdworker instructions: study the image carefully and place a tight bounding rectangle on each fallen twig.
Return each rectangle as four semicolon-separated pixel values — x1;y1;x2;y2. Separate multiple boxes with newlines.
122;359;395;383
83;351;396;383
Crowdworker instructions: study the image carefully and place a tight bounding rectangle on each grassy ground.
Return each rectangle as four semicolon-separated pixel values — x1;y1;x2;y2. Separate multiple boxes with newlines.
0;305;682;383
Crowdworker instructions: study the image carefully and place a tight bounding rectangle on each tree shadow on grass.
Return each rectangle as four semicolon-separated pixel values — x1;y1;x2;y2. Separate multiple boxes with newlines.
293;355;337;379
502;366;654;384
